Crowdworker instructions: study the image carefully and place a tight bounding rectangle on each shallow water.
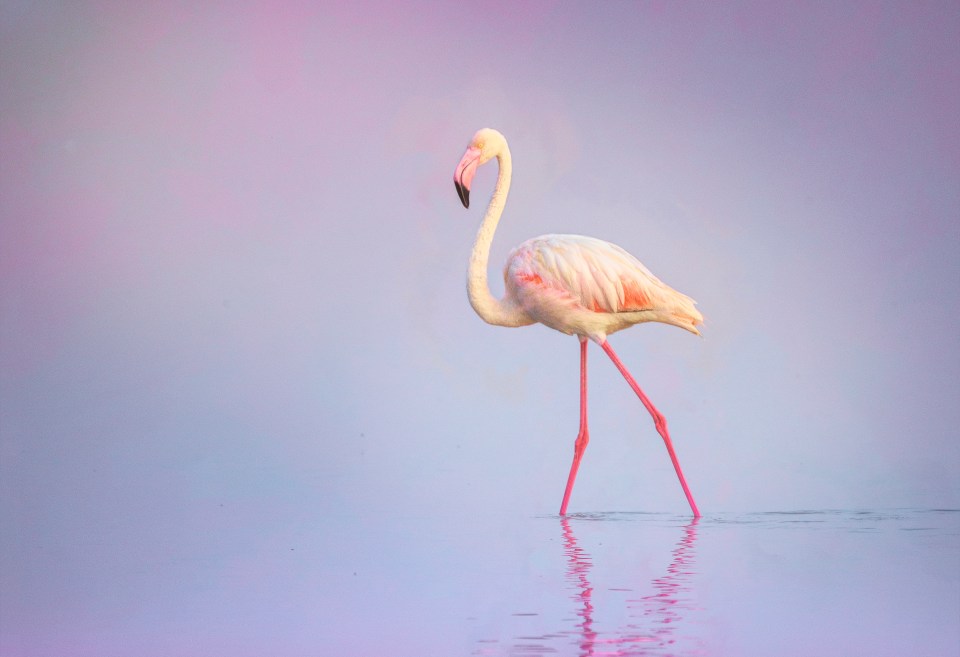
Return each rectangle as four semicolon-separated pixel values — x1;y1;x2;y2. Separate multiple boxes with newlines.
3;509;958;656
468;509;960;657
462;510;960;656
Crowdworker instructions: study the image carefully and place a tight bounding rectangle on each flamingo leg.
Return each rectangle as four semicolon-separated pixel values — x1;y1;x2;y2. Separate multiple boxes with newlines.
559;339;590;516
600;340;701;517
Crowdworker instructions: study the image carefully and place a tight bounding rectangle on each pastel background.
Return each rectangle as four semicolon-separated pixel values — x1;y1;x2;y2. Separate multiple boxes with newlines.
2;2;958;655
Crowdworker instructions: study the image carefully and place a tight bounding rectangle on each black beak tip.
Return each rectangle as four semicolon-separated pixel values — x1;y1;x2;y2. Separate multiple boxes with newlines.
455;180;470;208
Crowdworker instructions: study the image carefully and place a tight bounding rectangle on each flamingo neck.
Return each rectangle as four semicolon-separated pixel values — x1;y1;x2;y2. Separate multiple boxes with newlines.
467;148;531;328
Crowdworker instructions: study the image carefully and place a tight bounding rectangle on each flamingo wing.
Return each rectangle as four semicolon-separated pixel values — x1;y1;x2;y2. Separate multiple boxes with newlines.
506;234;684;313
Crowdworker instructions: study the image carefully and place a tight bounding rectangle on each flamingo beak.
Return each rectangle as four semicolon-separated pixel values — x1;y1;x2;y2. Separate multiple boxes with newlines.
454;147;481;209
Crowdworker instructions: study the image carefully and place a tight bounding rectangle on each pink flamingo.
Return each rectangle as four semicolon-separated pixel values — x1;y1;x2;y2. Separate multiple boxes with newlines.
453;128;702;517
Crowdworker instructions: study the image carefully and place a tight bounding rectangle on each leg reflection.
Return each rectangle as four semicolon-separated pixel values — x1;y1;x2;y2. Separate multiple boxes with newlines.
561;517;598;655
559;516;701;656
629;518;700;651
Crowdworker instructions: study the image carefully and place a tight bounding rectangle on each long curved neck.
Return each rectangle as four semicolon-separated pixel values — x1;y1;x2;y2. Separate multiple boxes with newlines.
467;147;532;328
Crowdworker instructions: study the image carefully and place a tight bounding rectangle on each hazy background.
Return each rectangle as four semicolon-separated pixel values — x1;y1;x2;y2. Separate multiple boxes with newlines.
2;2;958;650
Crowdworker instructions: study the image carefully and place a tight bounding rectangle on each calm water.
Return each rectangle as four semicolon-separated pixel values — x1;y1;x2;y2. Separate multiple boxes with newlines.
468;510;960;657
4;509;958;656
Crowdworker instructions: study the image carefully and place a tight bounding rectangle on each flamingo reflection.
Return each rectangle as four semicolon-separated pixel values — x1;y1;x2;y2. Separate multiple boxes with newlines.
559;516;701;656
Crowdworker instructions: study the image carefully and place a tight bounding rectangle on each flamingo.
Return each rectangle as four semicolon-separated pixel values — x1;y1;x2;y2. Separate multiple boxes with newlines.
453;128;702;517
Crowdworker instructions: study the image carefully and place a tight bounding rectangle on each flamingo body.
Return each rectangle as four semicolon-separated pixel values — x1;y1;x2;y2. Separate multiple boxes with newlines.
505;234;702;343
453;128;702;517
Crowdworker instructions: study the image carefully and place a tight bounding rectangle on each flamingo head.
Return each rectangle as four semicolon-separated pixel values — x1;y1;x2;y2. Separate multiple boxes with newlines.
454;128;506;209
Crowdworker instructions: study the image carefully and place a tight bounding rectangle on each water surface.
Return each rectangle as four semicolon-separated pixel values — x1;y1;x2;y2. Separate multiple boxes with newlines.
468;509;959;656
3;509;957;656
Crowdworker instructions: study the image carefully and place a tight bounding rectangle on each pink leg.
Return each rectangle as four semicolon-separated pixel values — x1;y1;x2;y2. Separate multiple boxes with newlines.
559;339;589;516
600;340;701;518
